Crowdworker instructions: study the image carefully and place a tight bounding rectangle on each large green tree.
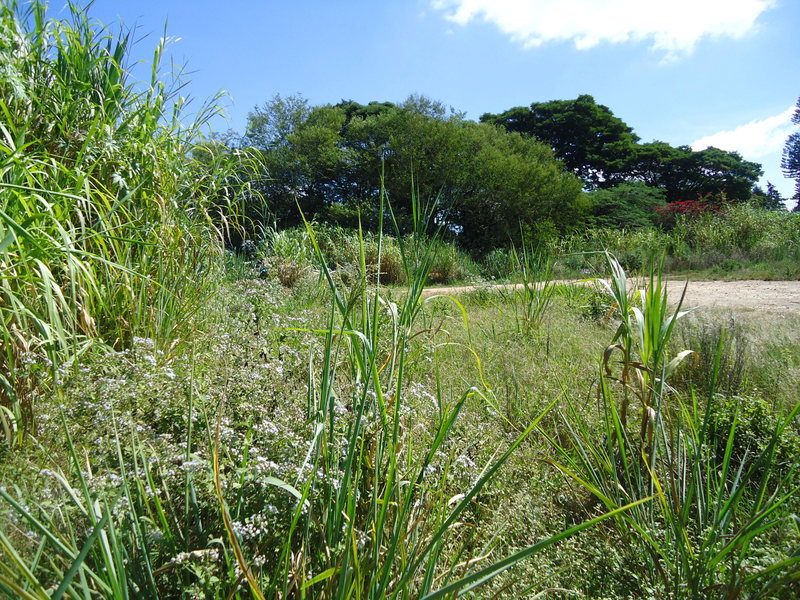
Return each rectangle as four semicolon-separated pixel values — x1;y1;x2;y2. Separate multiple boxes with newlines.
481;94;639;187
237;95;585;252
624;142;761;203
781;96;800;207
331;98;585;251
484;96;763;204
682;146;763;203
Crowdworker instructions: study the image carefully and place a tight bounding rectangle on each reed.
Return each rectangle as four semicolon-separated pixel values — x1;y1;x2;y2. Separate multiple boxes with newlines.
0;1;247;443
543;255;800;598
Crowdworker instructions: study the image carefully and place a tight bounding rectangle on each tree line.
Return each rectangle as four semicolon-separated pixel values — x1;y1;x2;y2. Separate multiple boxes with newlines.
215;93;794;254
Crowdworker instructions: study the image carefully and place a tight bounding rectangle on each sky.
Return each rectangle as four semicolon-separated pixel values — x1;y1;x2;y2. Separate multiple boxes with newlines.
85;0;800;201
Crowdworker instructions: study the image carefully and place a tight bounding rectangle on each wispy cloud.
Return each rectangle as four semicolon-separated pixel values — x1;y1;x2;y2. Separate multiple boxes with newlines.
432;0;774;60
691;107;797;159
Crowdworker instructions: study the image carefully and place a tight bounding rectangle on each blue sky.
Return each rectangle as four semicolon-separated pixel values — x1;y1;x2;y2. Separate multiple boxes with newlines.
86;0;799;200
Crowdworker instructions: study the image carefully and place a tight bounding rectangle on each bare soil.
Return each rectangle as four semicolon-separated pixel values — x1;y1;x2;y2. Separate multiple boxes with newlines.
422;279;800;314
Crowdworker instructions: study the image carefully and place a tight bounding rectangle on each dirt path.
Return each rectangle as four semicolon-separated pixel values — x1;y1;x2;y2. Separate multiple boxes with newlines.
422;279;800;314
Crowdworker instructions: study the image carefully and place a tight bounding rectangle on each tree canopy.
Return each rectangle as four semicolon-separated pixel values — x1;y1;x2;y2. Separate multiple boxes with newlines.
483;95;763;204
584;182;666;229
750;182;785;211
481;95;639;187
235;95;585;252
225;93;769;248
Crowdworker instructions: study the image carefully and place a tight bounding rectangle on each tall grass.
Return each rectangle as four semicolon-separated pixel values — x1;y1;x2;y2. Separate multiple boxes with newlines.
545;255;800;598
0;179;646;598
509;243;555;334
2;2;796;597
257;223;480;287
0;1;247;443
554;204;800;278
205;188;642;598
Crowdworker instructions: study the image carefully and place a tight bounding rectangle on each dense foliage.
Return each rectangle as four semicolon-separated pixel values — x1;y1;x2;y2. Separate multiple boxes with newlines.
232;95;585;253
0;1;248;435
481;94;640;187
482;95;764;203
221;93;776;253
552;202;800;279
1;4;798;599
583;182;667;229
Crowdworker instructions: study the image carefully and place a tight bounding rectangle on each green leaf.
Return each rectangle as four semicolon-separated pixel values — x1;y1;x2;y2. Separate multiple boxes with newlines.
51;510;111;600
301;567;336;590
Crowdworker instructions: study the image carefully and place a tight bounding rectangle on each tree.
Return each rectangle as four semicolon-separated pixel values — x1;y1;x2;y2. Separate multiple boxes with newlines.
624;142;692;190
481;94;639;187
781;96;800;204
444;122;586;251
243;94;310;150
484;97;763;206
236;95;586;252
241;95;349;227
684;147;763;203
623;142;761;203
751;182;785;210
335;100;585;250
335;99;396;125
585;182;666;229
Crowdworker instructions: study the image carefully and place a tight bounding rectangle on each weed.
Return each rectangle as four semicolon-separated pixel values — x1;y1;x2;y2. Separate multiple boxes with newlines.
543;256;800;598
0;0;251;442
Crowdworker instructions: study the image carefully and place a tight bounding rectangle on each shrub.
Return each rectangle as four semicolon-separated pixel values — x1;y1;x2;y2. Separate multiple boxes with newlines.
585;182;666;229
707;393;800;479
481;248;517;280
674;317;747;396
426;238;480;283
364;237;406;284
654;192;725;228
555;203;800;278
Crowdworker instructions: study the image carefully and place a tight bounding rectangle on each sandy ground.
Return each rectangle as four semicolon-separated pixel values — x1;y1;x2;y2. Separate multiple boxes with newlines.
422;279;800;314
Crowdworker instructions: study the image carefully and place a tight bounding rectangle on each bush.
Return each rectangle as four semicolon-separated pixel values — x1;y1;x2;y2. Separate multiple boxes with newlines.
427;239;480;283
481;248;517;280
364;238;406;284
554;203;800;278
585;182;666;229
707;393;800;480
674;317;747;396
257;225;479;286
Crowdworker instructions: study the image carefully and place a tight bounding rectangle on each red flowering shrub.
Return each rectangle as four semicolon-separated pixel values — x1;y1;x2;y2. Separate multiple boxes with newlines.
654;193;727;228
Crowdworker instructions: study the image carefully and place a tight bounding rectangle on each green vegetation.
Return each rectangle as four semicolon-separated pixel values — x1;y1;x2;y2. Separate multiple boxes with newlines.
232;94;584;253
255;224;482;286
481;94;641;188
0;0;256;443
221;92;794;262
583;182;667;229
1;3;798;599
482;95;764;203
553;203;800;279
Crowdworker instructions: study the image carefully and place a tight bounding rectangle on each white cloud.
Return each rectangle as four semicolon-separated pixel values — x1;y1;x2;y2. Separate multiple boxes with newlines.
691;107;797;159
432;0;774;59
692;107;799;201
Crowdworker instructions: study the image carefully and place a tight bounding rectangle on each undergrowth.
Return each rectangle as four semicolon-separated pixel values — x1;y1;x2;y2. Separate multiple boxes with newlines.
0;0;256;445
0;3;798;599
551;204;800;279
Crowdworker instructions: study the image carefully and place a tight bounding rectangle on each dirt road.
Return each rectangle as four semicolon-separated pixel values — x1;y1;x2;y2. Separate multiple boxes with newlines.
422;279;800;314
